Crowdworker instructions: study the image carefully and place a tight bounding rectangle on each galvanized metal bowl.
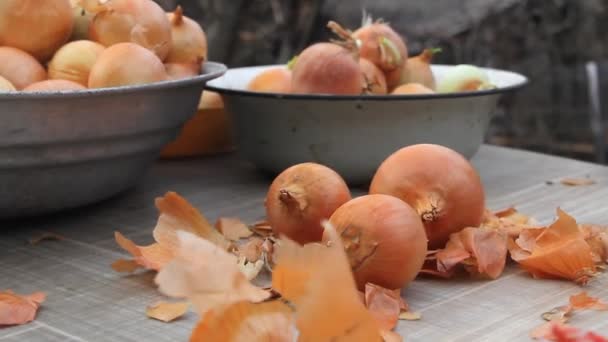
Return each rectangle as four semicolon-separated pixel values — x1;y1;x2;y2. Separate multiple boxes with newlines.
206;64;528;185
0;61;226;219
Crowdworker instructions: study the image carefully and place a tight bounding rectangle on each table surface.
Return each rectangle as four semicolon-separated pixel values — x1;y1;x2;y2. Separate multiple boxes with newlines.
1;145;608;342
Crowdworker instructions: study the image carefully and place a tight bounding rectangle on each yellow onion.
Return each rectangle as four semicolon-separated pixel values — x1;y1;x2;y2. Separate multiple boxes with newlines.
352;17;408;72
360;58;387;95
89;0;172;60
0;47;47;90
69;0;95;41
247;68;292;93
23;80;86;92
88;42;167;88
0;76;16;92
437;64;494;93
391;83;434;95
0;0;74;62
165;63;201;80
386;48;439;91
166;6;208;65
48;40;105;86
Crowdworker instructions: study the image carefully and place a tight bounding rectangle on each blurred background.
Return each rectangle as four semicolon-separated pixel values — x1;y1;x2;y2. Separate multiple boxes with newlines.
156;0;608;164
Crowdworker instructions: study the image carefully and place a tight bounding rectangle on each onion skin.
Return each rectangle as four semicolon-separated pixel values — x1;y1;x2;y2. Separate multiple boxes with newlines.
0;76;16;92
247;68;292;93
0;47;47;90
88;42;168;88
291;42;364;95
391;83;434;95
353;22;408;72
386;48;438;91
360;58;387;95
23;80;86;92
265;163;352;245
48;40;105;86
165;63;200;80
325;194;428;290
370;144;485;249
0;0;74;62
166;6;208;65
89;0;173;60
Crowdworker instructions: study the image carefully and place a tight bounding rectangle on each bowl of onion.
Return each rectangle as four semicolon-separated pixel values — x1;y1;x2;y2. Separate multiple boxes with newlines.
206;19;527;185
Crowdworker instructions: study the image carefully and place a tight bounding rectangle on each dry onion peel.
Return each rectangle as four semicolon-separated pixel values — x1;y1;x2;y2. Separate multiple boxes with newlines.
580;224;608;263
482;207;539;238
363;283;407;331
216;217;253;241
0;290;46;326
146;301;189;323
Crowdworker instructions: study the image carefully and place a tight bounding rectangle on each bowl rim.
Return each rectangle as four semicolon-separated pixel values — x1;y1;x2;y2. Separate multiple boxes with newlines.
206;63;529;101
0;61;227;99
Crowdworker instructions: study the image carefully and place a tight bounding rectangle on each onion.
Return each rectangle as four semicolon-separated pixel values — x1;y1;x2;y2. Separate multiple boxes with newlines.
89;0;173;60
70;0;94;41
391;83;434;95
325;194;428;290
352;15;408;72
247;68;292;93
265;163;352;245
200;91;224;109
165;6;208;65
88;42;167;88
0;0;74;62
48;40;105;86
437;64;494;93
360;58;387;95
0;47;47;90
370;144;485;249
386;48;439;91
165;63;201;80
0;76;16;92
23;80;86;92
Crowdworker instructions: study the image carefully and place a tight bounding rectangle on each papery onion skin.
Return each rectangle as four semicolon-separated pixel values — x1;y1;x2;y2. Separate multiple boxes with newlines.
360;58;388;95
370;144;485;249
265;163;352;245
89;0;173;60
166;6;208;65
325;194;428;290
386;48;439;91
88;42;168;88
165;63;200;80
353;20;408;72
391;83;434;95
291;42;364;95
0;0;74;62
23;80;87;92
247;68;292;93
0;47;47;90
48;40;105;86
0;76;16;92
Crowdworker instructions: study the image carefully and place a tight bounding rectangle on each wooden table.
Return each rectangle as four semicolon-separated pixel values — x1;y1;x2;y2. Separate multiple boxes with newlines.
1;145;607;341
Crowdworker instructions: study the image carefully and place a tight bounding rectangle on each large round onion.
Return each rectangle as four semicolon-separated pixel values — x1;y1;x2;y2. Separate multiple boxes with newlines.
353;18;408;72
326;194;428;290
48;40;105;86
23;80;87;92
88;42;167;88
0;47;47;90
0;0;74;61
89;0;172;60
247;68;292;93
370;144;485;249
0;76;16;92
165;6;208;65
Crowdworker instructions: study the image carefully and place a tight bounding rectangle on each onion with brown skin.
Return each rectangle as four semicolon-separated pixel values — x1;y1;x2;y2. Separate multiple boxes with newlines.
265;163;352;245
360;58;388;95
23;80;86;92
0;47;47;90
88;0;172;60
166;6;208;65
48;40;105;86
0;76;16;92
391;83;434;95
370;144;486;249
88;42;168;88
0;0;74;62
165;63;201;80
386;48;440;91
352;15;408;72
247;68;292;93
69;0;94;41
325;194;428;290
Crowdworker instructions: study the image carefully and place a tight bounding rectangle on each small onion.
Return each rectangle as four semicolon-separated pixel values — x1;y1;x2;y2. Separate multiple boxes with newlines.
386;48;439;91
0;76;16;92
23;80;87;92
437;64;493;93
391;83;434;95
0;0;74;61
165;63;201;80
325;194;428;290
89;0;173;60
370;144;486;249
69;0;94;41
165;6;208;65
360;58;387;95
88;42;167;88
265;163;352;245
0;47;47;90
247;68;292;93
352;17;408;72
48;40;105;86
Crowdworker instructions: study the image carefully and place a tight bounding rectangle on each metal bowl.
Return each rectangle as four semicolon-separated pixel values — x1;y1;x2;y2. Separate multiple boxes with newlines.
0;61;227;219
207;64;528;185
